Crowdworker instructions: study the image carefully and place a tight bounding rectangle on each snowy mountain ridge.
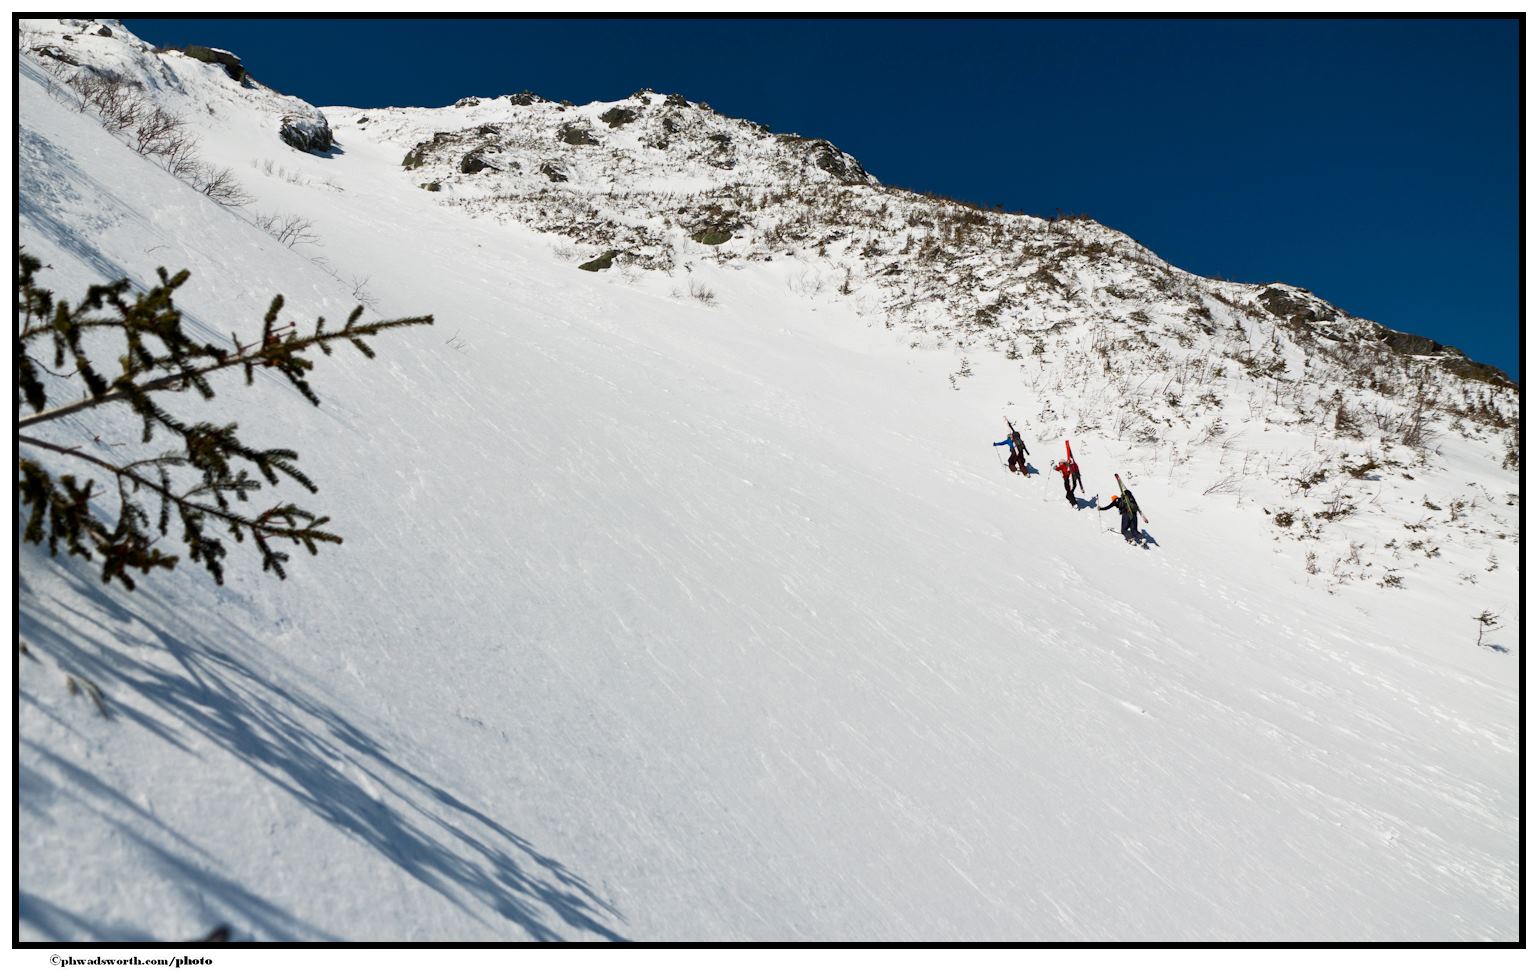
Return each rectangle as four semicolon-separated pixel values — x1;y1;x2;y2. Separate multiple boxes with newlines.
16;19;1520;943
334;63;1521;595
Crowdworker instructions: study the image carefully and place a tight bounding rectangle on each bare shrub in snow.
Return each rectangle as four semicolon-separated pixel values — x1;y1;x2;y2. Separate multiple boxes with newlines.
1473;611;1503;647
350;275;378;310
195;165;252;207
131;104;185;156
1202;474;1242;496
689;280;718;307
69;71;142;131
156;126;202;179
255;212;320;249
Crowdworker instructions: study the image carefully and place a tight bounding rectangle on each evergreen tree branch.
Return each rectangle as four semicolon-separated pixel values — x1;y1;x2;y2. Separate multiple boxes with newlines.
17;309;434;429
16;251;427;588
19;433;343;587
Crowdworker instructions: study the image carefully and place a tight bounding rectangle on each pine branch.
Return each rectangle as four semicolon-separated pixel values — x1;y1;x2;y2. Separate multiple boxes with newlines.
19;434;342;588
16;251;429;588
17;252;432;430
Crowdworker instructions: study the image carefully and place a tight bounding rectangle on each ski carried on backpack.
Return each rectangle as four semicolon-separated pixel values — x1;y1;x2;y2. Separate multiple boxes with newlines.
1004;417;1029;455
1066;440;1086;493
1114;472;1149;524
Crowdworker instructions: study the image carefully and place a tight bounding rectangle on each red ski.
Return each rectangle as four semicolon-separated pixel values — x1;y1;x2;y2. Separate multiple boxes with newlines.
1065;440;1083;493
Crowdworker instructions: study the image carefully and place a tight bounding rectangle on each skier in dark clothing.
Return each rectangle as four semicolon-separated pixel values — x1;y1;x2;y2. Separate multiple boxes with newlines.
994;435;1029;476
1100;494;1140;543
997;420;1032;476
1051;461;1076;507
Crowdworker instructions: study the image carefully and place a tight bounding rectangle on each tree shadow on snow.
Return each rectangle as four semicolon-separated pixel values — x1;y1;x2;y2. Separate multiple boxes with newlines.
18;892;156;944
18;559;627;942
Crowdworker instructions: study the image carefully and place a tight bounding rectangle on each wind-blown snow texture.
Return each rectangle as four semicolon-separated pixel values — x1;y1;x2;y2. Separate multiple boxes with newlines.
17;20;1519;942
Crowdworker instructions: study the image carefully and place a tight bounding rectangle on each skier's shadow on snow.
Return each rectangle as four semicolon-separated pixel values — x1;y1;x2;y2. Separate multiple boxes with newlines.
1136;530;1159;550
18;561;627;942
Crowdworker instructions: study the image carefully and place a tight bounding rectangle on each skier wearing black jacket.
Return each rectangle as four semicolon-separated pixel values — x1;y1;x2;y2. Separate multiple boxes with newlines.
1100;494;1140;542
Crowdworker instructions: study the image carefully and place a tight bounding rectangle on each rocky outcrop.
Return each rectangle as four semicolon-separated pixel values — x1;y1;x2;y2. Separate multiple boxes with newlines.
578;249;620;271
1258;285;1337;326
460;152;496;174
600;106;639;128
775;134;871;185
558;122;599;146
183;45;246;83
29;44;78;65
279;111;333;153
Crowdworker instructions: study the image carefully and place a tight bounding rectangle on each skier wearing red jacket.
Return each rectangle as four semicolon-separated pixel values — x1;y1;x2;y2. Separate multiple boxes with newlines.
1051;461;1076;507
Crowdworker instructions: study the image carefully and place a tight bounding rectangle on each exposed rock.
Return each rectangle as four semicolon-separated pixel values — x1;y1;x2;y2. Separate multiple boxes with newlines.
183;45;246;83
808;140;866;183
402;132;458;169
454;96;481;108
578;249;620;272
664;93;690;107
279;111;333;154
95;25;112;37
421;181;441;192
30;45;78;65
706;132;735;169
540;161;569;183
558;123;598;146
1378;328;1443;356
1258;285;1336;325
600;106;639;128
460;151;497;174
775;134;870;184
1440;354;1513;386
505;91;546;106
691;228;734;246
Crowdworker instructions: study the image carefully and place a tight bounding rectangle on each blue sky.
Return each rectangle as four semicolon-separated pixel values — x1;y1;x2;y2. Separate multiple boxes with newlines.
124;17;1521;380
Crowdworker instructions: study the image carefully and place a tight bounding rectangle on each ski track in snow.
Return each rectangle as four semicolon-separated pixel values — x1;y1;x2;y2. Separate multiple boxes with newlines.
15;21;1518;943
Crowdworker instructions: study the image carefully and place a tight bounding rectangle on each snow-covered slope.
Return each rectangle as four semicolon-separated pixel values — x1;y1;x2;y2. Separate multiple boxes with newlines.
16;20;1519;942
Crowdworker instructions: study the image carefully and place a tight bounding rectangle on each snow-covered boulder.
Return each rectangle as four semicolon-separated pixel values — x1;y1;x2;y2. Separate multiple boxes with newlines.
279;109;333;154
